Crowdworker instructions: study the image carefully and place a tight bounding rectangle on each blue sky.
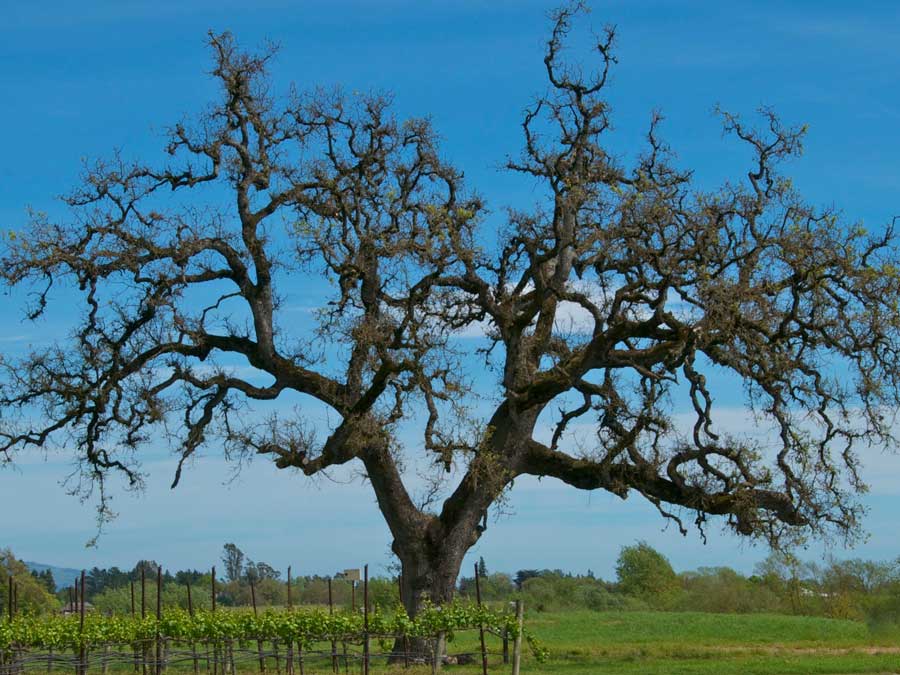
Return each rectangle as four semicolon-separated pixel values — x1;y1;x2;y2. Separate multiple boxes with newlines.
1;0;900;580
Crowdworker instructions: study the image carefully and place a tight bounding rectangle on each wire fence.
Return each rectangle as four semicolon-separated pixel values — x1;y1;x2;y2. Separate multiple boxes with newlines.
2;564;527;675
0;630;519;674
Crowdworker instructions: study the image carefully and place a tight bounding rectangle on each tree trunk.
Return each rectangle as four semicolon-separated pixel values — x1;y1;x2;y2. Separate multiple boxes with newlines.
388;542;465;664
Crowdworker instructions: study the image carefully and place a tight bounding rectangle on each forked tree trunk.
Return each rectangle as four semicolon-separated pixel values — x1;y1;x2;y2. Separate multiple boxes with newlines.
388;542;466;664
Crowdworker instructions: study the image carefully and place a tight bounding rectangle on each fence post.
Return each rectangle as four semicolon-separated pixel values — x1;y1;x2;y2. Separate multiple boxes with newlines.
7;575;15;675
70;578;77;675
210;567;217;675
328;579;337;674
141;568;148;675
363;565;369;675
188;582;199;675
79;570;86;675
474;564;488;675
511;600;523;675
156;566;163;675
285;568;294;675
131;581;140;673
286;566;292;610
251;580;265;674
398;575;409;668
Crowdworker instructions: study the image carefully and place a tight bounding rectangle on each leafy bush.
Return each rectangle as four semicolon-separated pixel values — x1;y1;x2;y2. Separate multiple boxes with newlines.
92;581;213;615
582;586;648;612
0;549;59;615
615;542;679;609
676;567;781;614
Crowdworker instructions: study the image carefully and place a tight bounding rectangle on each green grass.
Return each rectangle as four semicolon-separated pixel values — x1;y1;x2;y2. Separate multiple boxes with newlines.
25;610;900;674
374;610;900;674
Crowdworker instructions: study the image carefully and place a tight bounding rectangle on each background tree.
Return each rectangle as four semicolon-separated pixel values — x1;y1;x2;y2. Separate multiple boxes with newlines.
253;562;281;581
91;579;212;614
221;544;245;584
1;549;59;615
615;542;678;607
677;566;779;614
30;569;56;594
174;569;207;587
3;3;900;629
754;551;809;615
514;570;542;591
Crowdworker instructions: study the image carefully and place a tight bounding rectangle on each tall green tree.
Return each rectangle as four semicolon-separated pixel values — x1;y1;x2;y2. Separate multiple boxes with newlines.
1;550;59;615
221;544;245;583
616;542;678;606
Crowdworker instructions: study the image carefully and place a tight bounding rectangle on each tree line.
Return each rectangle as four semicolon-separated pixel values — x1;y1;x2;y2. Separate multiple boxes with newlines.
7;542;900;630
459;543;900;627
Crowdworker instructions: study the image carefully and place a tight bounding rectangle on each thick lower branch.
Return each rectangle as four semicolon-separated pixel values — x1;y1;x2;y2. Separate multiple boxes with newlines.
522;440;807;528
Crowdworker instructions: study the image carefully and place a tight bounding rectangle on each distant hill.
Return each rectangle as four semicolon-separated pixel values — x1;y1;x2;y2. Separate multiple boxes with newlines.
24;562;81;591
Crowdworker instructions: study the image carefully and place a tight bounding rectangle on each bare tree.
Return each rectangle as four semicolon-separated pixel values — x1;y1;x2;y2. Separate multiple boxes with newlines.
3;5;900;626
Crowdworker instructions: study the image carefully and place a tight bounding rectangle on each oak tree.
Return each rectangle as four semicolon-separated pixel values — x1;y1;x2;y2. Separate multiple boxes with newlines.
3;5;900;623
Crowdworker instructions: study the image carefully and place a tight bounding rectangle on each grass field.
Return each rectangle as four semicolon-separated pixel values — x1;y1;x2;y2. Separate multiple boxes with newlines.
378;610;900;674
10;610;900;674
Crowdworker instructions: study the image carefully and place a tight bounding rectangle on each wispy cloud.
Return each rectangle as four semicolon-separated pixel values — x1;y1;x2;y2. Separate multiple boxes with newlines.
773;13;900;58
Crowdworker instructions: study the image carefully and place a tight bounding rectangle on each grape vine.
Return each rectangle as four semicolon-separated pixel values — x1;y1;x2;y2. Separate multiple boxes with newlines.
0;602;547;662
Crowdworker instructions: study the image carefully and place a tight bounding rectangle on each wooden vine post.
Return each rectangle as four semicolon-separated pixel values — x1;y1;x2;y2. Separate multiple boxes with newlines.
140;568;148;675
363;565;369;675
398;575;409;668
187;582;199;675
286;566;292;609
328;578;337;674
156;566;163;675
210;566;217;675
511;600;524;675
71;579;77;675
285;566;293;675
79;570;86;675
251;580;265;674
474;564;488;675
47;583;54;675
4;573;12;675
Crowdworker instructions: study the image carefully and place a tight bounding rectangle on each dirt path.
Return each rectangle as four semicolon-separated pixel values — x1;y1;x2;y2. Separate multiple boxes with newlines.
711;644;900;656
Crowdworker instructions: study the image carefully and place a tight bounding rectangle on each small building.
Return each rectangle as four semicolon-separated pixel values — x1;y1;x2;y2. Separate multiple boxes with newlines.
61;601;94;615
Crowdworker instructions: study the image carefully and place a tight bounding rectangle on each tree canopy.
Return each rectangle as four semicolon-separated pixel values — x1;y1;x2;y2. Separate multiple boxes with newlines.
1;549;59;615
2;4;899;612
615;541;678;605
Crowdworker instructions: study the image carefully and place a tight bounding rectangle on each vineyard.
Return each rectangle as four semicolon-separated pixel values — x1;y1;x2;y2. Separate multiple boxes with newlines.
0;599;540;674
